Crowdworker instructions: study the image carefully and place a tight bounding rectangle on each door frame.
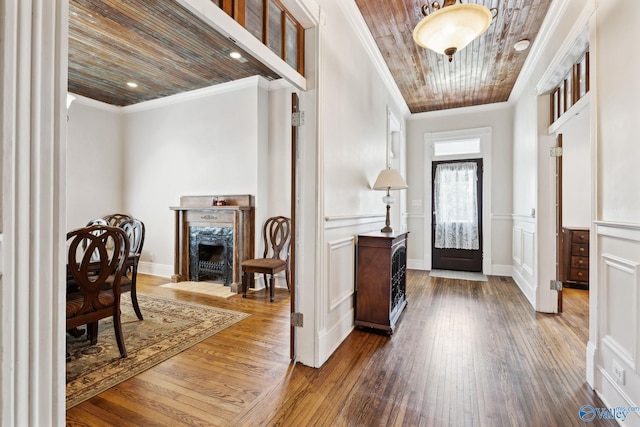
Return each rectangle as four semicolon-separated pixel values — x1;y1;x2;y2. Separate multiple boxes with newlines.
423;127;493;274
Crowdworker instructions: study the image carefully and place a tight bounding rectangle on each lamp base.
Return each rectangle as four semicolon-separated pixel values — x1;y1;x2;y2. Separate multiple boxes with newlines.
381;201;393;233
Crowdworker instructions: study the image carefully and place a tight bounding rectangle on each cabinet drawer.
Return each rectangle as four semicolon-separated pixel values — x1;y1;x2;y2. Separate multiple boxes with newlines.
570;256;589;269
572;230;589;243
569;268;589;282
571;243;588;256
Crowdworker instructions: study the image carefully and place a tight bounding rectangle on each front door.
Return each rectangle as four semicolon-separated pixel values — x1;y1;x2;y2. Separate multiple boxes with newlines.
432;159;483;272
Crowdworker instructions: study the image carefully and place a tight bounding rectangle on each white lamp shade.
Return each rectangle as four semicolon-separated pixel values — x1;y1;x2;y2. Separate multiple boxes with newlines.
373;168;408;190
413;3;492;55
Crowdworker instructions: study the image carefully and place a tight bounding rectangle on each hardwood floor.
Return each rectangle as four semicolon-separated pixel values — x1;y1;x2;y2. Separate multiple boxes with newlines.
66;271;615;426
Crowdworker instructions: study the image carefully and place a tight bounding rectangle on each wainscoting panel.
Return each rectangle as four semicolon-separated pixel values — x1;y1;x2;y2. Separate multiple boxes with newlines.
513;226;523;265
511;217;536;307
328;237;356;311
522;230;535;276
318;217;384;366
601;253;638;369
596;221;640;417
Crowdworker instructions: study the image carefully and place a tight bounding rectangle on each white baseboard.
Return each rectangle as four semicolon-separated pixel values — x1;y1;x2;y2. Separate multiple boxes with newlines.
317;309;355;366
599;368;640;426
490;264;513;277
407;259;425;270
511;266;535;309
586;341;596;388
138;261;173;279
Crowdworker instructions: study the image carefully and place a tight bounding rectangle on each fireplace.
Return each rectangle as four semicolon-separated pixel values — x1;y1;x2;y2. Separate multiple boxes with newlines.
189;227;233;283
171;195;255;292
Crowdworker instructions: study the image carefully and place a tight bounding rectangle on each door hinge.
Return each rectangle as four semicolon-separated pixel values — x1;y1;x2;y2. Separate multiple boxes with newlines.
550;280;563;291
291;312;303;327
292;111;305;126
550;147;563;157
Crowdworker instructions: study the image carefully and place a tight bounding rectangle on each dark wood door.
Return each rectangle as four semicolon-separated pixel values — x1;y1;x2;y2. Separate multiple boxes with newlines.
432;159;483;272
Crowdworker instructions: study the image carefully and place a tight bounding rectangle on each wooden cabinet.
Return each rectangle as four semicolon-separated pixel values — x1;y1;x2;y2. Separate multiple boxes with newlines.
562;227;589;289
355;231;408;335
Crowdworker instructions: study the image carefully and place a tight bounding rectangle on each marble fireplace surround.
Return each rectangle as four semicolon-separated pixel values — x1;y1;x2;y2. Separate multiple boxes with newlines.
170;195;255;292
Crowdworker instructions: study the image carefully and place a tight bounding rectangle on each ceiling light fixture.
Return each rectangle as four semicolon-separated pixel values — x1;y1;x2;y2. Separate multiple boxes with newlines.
413;0;498;62
126;82;138;88
230;51;242;59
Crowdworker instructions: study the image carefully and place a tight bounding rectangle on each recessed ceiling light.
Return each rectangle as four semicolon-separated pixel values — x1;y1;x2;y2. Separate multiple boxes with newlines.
514;39;530;52
230;51;242;60
126;82;138;88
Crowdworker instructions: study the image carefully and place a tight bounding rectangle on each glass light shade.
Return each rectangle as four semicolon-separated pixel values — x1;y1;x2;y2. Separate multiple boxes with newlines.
413;4;492;57
373;168;408;191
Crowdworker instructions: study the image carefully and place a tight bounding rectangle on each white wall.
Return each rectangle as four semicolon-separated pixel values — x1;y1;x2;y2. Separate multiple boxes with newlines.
295;0;408;367
509;0;640;420
510;0;589;311
66;98;123;230
120;78;270;277
66;78;288;279
405;104;514;273
592;0;640;422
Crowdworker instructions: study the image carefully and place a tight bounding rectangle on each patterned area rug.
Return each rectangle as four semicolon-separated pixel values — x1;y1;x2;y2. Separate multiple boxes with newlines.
65;293;249;409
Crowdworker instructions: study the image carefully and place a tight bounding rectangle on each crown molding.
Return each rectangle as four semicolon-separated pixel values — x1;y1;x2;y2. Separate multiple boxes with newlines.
69;93;122;113
121;76;267;113
338;1;411;118
408;101;511;120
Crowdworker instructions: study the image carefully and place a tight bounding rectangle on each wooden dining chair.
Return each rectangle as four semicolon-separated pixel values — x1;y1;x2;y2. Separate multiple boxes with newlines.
103;213;133;227
241;216;291;302
66;224;130;358
118;218;145;320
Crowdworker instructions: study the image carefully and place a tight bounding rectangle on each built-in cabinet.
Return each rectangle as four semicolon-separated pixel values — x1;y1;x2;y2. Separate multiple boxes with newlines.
355;231;408;335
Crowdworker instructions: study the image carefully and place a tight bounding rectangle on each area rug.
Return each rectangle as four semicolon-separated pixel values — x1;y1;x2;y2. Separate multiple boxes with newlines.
65;293;249;409
159;280;236;299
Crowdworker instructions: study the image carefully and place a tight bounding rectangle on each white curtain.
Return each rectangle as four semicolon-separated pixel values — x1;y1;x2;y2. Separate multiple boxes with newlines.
434;162;479;250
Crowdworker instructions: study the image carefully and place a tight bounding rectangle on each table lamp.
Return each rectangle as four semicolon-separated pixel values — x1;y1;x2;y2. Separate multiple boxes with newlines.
373;167;408;233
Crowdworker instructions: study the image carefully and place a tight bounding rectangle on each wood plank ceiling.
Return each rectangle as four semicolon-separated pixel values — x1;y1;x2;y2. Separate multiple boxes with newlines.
68;0;280;106
68;0;551;113
355;0;552;113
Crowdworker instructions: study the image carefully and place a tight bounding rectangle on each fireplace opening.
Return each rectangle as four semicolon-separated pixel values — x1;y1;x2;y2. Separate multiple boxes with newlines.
197;244;225;281
189;227;233;284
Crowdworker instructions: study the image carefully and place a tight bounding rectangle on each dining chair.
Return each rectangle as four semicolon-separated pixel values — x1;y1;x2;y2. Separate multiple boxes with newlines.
118;218;145;320
67;218;109;296
103;213;133;227
66;224;130;358
241;216;291;302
